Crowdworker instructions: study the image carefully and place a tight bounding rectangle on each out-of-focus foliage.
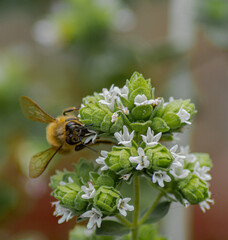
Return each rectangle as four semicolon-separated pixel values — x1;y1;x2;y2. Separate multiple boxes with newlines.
197;0;228;48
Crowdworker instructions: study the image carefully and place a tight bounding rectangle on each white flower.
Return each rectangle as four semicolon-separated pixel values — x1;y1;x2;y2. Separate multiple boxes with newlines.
114;125;134;147
81;182;96;199
199;193;214;213
134;94;155;106
129;147;150;170
96;151;109;171
117;198;134;216
121;106;129;115
111;112;119;123
84;129;97;144
193;162;211;181
79;208;103;229
115;85;129;99
169;165;190;179
151;98;162;106
152;170;171;187
52;201;74;224
163;96;174;108
170;145;186;162
120;173;131;181
176;107;191;125
59;176;74;186
141;127;161;147
179;146;196;164
99;84;119;111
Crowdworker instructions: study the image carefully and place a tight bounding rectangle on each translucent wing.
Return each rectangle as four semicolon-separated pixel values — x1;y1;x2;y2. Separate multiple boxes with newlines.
29;147;61;178
20;96;55;123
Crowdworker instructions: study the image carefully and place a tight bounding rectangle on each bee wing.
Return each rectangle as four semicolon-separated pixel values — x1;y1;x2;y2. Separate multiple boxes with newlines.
20;96;55;123
29;147;61;178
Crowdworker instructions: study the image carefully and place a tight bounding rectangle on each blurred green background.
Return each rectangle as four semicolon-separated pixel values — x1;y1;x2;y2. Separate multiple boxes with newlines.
0;0;227;239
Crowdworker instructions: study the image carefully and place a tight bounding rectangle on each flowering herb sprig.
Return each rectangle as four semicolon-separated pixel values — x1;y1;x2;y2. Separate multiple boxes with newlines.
50;72;213;240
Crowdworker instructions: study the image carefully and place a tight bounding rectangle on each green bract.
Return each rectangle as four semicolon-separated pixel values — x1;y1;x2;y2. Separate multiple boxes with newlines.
145;144;173;172
177;175;209;204
55;183;88;211
105;146;137;175
94;186;121;215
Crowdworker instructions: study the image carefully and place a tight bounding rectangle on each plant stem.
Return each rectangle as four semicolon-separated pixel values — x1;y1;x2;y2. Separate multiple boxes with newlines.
138;192;163;226
132;175;140;240
115;214;132;228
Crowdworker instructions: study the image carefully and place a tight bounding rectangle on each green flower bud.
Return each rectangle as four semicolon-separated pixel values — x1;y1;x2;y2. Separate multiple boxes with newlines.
145;144;173;171
105;146;136;175
186;153;213;171
126;72;153;104
177;175;209;204
131;105;153;120
80;101;124;133
55;183;87;210
94;186;121;214
154;99;196;131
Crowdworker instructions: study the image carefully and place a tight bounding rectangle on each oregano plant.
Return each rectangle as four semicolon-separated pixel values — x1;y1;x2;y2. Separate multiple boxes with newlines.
50;72;213;240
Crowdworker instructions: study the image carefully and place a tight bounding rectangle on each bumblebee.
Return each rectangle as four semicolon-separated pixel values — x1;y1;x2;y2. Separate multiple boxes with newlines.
20;96;96;178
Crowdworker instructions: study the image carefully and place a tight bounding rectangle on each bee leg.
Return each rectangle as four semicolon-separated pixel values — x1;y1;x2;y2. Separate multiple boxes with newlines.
74;143;97;152
63;107;80;115
85;123;93;127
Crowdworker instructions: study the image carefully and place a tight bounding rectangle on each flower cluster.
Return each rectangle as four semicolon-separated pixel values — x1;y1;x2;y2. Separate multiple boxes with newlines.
96;126;213;209
50;72;213;234
50;159;134;229
79;72;196;139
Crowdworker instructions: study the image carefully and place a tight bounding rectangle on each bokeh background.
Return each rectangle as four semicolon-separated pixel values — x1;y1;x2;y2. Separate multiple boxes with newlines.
0;0;227;239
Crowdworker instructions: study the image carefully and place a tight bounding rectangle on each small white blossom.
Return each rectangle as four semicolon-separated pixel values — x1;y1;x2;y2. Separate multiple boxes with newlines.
151;97;162;106
141;127;161;147
52;201;74;224
115;85;129;99
84;130;97;144
114;125;134;147
111;112;119;123
170;145;186;162
121;106;129;115
176;107;191;125
79;208;103;229
99;84;119;111
199;192;214;213
59;176;74;186
180;146;196;164
96;151;109;171
193;162;211;181
129;147;150;170
81;182;96;199
134;94;155;106
152;170;171;187
169;165;190;179
120;173;131;181
117;198;134;216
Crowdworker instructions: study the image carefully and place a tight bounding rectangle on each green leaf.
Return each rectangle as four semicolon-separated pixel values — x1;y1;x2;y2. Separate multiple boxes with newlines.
143;201;171;224
151;117;170;133
96;220;130;236
138;224;157;240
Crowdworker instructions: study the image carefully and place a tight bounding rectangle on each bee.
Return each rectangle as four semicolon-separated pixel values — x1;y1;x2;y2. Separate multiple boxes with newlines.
20;96;96;178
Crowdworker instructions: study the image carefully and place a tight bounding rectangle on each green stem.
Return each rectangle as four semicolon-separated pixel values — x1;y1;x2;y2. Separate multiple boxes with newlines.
132;175;140;240
115;214;132;228
138;192;163;226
